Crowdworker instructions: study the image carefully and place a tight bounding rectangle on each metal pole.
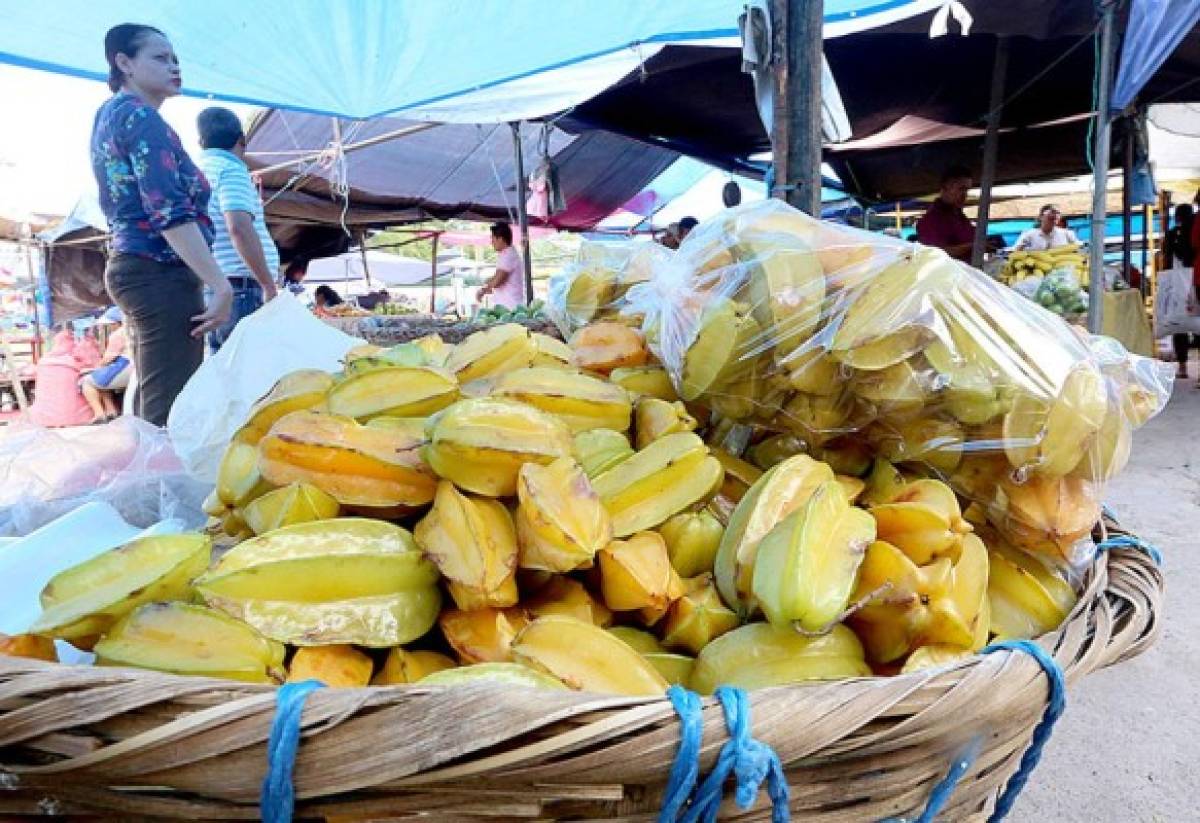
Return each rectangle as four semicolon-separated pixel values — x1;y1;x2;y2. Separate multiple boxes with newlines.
1088;2;1118;333
1122;120;1134;289
250;123;439;175
357;231;372;289
972;36;1010;267
771;0;824;216
430;231;439;314
510;122;534;303
1142;203;1151;299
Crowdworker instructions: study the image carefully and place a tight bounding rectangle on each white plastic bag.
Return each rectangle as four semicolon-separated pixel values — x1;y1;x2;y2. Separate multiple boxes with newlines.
0;416;207;537
167;292;363;484
1154;266;1200;338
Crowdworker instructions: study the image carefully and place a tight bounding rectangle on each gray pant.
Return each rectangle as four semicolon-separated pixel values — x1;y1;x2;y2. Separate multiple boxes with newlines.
105;255;204;427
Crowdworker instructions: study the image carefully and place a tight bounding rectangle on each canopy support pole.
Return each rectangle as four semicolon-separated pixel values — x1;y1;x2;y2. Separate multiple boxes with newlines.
1088;1;1118;333
250;123;439;175
1122;120;1134;290
430;231;439;314
357;231;372;288
1143;202;1152;300
771;0;824;216
511;122;534;302
972;35;1010;268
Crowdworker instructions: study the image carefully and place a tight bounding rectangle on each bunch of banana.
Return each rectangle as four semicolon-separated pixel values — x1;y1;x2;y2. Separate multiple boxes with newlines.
1000;244;1088;286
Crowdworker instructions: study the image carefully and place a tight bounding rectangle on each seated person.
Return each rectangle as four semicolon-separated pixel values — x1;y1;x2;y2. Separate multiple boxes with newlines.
80;307;130;424
27;329;94;428
313;285;345;316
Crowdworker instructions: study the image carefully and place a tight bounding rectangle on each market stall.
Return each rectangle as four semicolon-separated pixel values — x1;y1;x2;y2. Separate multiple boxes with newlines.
0;3;1182;821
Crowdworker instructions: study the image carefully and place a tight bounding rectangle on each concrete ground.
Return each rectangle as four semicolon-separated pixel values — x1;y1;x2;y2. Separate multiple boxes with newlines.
1013;370;1198;822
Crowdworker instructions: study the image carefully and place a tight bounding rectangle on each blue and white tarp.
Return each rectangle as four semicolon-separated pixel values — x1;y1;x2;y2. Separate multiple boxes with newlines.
0;0;954;121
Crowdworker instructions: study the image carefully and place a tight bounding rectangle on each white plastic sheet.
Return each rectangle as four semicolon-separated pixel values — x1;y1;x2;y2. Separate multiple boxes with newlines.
0;502;185;663
167;293;363;484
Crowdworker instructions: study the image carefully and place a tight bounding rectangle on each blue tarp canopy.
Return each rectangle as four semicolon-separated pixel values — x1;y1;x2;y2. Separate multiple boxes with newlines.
0;0;946;121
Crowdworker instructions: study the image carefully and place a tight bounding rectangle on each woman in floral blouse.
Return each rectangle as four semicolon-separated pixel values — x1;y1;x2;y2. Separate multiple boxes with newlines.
91;24;232;426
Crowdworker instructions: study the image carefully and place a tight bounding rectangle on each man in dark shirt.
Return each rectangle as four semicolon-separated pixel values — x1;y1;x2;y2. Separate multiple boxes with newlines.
915;165;977;261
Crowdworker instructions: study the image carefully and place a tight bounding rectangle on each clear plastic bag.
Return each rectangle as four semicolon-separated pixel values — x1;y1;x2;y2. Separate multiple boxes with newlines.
0;417;209;537
546;238;674;337
1032;268;1089;317
626;200;1172;568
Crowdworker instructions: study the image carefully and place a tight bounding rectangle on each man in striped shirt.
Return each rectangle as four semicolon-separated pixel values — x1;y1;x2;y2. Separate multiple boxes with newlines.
196;107;279;352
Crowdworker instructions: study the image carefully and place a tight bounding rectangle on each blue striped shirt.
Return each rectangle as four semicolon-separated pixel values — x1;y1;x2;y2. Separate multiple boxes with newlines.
199;148;280;280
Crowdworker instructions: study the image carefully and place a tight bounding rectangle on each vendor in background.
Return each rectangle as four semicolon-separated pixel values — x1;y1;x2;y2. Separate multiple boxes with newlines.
196;106;280;353
1014;204;1079;251
1165;203;1197;379
313;285;344;316
80;306;131;423
279;259;308;296
476;222;526;308
92;24;231;427
915;165;993;262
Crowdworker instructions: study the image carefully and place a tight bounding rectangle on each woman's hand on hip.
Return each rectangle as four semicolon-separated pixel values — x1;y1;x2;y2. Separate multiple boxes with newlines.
190;280;233;338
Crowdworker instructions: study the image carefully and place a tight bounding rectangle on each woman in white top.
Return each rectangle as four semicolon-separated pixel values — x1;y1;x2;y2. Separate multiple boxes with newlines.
1014;204;1079;251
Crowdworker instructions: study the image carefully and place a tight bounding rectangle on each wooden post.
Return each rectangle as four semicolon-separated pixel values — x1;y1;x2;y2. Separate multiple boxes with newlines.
972;36;1010;267
1088;1;1118;333
771;0;824;216
24;240;43;363
510;122;534;303
895;203;902;232
430;232;439;315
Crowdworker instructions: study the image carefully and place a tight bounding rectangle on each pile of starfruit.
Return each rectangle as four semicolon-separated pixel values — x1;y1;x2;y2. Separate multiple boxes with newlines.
7;201;1170;698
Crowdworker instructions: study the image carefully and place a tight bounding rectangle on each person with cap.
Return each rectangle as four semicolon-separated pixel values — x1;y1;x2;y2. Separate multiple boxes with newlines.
80;306;131;423
677;216;699;243
1014;204;1079;251
196;106;280;353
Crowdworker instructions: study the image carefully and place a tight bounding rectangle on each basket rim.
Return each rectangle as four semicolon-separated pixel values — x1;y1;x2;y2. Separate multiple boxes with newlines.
0;525;1164;821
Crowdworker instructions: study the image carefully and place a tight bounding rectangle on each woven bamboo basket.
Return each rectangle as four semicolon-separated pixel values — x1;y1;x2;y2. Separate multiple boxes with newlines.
0;521;1163;822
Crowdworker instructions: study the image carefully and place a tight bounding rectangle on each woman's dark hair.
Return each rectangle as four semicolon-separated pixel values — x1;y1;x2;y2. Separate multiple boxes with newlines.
104;23;165;93
284;258;308;282
314;285;344;306
1175;203;1194;229
490;222;513;245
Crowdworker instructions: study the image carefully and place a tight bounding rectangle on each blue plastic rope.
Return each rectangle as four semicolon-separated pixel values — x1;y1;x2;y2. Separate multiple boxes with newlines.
262;679;325;823
912;739;982;823
898;642;1065;823
661;686;790;823
1096;534;1163;567
980;640;1067;822
660;685;703;823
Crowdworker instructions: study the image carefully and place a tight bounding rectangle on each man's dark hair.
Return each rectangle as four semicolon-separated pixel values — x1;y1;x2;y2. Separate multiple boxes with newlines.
197;107;244;151
679;216;699;231
490;222;513;245
940;165;972;185
1039;203;1060;217
103;23;165;93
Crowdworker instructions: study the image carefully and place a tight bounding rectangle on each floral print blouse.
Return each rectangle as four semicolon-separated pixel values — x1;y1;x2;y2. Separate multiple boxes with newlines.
90;92;213;263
